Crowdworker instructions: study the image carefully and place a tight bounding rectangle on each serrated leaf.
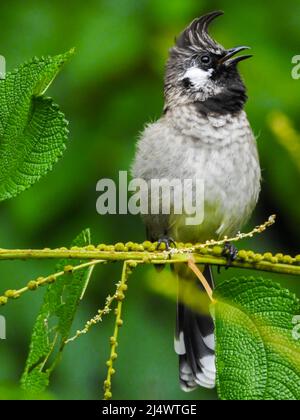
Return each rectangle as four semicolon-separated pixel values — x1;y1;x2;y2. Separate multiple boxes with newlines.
21;228;94;394
0;50;74;201
213;277;300;400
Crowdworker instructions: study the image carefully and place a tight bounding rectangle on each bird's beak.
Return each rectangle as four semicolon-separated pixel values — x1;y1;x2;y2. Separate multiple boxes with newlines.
219;46;252;66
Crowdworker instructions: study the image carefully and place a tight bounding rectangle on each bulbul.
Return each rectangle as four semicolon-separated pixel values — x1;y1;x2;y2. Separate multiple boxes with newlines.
132;11;261;391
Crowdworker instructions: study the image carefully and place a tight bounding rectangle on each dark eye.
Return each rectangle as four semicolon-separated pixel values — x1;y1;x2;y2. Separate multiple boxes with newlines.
200;54;212;65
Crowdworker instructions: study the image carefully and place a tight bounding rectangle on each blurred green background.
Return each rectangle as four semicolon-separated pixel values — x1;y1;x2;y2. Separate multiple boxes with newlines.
0;0;299;400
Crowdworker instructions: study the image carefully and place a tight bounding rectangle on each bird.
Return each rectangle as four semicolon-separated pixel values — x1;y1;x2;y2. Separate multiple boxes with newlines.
131;11;261;392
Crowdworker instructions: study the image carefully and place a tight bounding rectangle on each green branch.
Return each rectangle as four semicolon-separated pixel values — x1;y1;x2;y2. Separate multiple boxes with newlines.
103;261;135;400
0;244;299;276
0;259;104;306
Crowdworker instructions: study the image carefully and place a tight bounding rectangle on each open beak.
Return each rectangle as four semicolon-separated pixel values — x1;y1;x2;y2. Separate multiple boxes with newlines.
219;46;252;66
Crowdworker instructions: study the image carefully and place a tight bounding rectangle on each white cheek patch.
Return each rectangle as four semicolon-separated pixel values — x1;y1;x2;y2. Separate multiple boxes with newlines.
181;67;213;89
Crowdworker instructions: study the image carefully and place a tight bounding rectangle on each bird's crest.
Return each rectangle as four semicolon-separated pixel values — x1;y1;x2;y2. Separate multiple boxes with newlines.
174;11;225;55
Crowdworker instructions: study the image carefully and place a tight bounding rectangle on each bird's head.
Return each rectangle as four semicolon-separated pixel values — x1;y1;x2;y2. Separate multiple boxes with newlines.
164;11;252;114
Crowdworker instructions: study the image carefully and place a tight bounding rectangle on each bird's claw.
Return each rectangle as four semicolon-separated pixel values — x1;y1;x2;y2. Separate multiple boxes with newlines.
157;237;176;251
222;242;238;269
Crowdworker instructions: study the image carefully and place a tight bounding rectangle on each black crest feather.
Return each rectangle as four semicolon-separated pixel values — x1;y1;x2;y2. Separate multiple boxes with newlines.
175;11;224;54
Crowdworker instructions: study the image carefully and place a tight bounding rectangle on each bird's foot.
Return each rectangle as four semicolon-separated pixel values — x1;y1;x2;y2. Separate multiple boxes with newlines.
157;237;176;251
222;242;238;269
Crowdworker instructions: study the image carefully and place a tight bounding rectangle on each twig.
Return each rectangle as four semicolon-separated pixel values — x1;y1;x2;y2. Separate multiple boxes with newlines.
0;260;104;306
187;257;216;303
65;293;116;344
0;248;299;277
103;261;136;400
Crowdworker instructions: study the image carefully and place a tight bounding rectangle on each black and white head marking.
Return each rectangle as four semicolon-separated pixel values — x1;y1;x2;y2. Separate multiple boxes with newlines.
164;11;252;115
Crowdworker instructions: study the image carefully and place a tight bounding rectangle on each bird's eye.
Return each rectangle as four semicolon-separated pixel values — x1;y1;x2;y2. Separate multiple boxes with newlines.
200;54;212;65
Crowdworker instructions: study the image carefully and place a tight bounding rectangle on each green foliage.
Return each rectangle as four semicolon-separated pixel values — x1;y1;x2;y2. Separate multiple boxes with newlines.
0;50;73;201
214;277;300;400
21;229;94;393
0;0;299;400
0;384;53;400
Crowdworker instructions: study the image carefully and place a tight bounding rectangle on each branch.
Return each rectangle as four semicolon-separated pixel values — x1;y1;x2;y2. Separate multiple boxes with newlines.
0;245;299;276
103;261;136;400
0;260;104;306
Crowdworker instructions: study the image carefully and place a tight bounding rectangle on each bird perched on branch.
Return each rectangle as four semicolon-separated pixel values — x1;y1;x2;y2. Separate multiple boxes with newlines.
132;11;261;392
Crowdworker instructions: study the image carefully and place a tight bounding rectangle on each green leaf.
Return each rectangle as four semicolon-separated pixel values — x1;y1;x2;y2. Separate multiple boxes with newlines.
21;228;94;394
213;277;300;400
0;383;54;400
0;49;74;201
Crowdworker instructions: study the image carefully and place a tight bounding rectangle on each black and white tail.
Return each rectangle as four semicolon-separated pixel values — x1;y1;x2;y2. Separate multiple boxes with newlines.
174;265;216;392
